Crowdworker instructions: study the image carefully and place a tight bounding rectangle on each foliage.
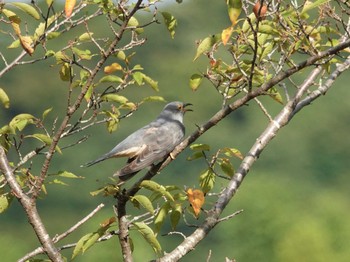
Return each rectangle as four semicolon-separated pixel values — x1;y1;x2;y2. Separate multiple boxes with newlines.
1;0;350;261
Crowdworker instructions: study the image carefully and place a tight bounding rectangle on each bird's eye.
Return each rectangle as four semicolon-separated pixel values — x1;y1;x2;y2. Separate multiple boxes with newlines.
177;104;183;110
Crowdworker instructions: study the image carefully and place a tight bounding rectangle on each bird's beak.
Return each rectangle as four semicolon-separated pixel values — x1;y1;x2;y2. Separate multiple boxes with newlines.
183;103;193;113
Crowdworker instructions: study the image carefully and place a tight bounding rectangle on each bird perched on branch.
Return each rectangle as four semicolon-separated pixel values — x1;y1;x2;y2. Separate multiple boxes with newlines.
81;101;192;183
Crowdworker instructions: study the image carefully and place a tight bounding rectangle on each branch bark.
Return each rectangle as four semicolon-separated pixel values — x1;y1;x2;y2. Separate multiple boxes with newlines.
0;147;63;262
18;203;105;262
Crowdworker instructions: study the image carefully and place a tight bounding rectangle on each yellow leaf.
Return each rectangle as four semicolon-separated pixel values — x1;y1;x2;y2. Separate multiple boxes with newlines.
222;26;234;46
2;9;22;36
227;0;242;25
104;63;123;74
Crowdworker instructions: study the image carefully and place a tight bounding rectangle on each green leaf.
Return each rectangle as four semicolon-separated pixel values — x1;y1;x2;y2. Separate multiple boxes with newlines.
242;13;257;33
227;0;242;25
59;63;72;81
42;107;52;120
140;180;174;202
99;75;123;84
0;132;12;150
193;34;221;61
34;15;56;40
154;202;171;235
161;12;177;39
26;133;62;154
45;50;55;57
116;51;126;61
9;114;35;132
101;94;128;104
301;0;331;16
142;96;166;103
78;32;93;41
26;133;52;145
90;187;106;197
132;72;158;90
133;222;162;256
258;24;275;35
221;147;244;159
72;47;92;60
187;151;205;161
170;204;182;230
0;88;10;108
84;85;94;102
72;223;112;259
8;39;20;49
53;170;84;179
190;143;210;151
82;232;100;253
72;233;94;259
268;88;284;105
143;74;159;91
219;158;234;177
103;110;120;133
0;125;15;135
10;3;40;20
133;71;144;85
0;193;13;213
189;74;203;91
199;169;215;193
107;118;118;133
49;178;68;186
47;32;61;40
130;195;155;214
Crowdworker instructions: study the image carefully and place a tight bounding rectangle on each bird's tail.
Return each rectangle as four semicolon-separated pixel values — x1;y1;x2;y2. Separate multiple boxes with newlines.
80;154;110;168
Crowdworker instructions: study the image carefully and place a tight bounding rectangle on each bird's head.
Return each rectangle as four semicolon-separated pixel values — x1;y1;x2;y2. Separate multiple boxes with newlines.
159;101;193;122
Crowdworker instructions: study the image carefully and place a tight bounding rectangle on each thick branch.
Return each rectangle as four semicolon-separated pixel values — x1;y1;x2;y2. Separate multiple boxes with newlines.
0;147;63;262
116;195;133;262
18;203;105;262
158;65;324;261
124;37;350;199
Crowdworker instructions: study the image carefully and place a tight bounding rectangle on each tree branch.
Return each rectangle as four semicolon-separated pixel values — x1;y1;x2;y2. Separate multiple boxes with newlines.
157;65;324;262
18;203;105;262
0;147;63;262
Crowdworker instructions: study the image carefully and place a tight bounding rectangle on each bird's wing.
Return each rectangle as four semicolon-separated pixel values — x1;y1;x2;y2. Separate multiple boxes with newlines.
81;127;150;167
117;122;184;176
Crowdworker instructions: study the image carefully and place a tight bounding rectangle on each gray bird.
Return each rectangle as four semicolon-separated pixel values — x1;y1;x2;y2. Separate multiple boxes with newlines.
82;101;192;182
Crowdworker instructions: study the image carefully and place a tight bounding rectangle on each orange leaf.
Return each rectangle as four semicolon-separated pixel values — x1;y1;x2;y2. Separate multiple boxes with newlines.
187;188;205;217
65;0;76;18
222;26;234;46
104;63;123;74
253;1;267;20
19;36;34;55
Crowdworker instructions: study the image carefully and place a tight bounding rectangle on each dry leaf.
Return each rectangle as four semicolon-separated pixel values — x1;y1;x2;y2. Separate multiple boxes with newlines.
19;36;34;55
187;188;205;217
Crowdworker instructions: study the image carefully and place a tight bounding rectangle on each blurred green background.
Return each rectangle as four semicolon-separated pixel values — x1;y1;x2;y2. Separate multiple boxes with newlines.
1;1;350;261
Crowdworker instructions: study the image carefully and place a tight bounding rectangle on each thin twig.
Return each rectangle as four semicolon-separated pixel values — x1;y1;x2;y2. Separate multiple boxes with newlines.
18;203;105;262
